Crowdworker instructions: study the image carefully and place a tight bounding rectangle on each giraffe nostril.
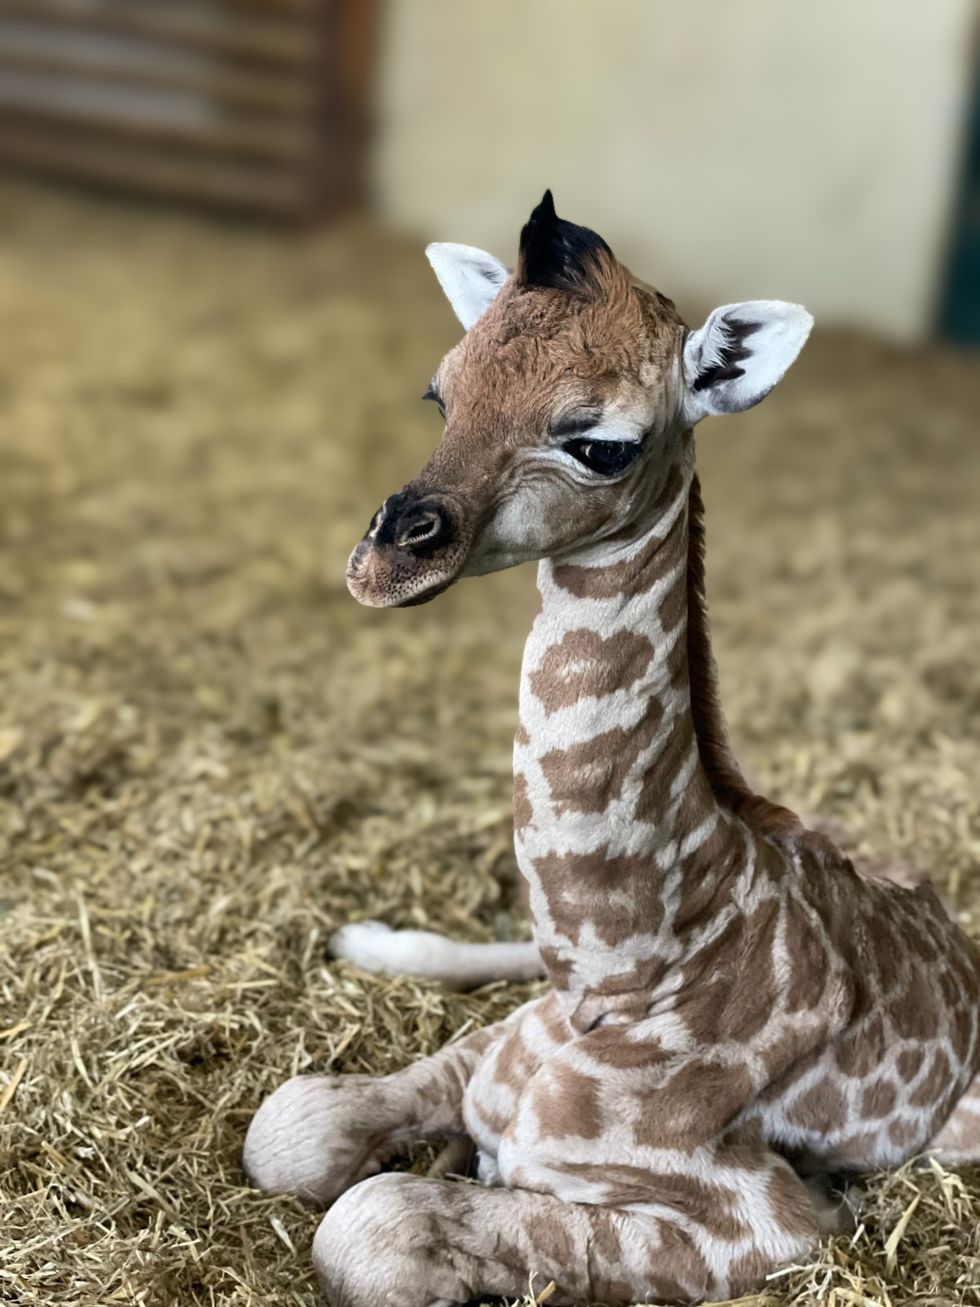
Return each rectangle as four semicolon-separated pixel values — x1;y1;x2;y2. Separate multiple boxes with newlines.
400;514;439;545
397;506;453;555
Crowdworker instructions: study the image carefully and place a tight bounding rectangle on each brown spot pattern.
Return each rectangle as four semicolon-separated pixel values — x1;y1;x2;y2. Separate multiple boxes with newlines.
523;1210;576;1266
889;1117;922;1150
550;498;684;600
560;1162;747;1241
537;943;574;989
949;1006;973;1063
492;1029;540;1088
634;714;695;826
896;1046;925;1081
513;772;532;836
890;970;937;1041
728;1248;782;1297
532;846;663;946
639;738;710;838
538;696;663;815
585;1030;671;1069
767;1167;821;1237
529;627;655;715
673;821;748;934
860;1077;898;1119
830;1129;882;1167
530;1063;603;1140
633;1061;754;1148
786;1079;846;1133
834;1013;885;1078
909;1049;951;1109
650;1221;716;1296
784;904;828;1012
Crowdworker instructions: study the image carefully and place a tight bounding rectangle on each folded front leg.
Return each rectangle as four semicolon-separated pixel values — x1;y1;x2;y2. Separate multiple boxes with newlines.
243;1014;516;1205
313;1152;824;1307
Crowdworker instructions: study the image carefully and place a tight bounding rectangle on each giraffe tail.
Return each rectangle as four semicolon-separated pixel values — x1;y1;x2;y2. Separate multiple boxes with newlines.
328;920;545;990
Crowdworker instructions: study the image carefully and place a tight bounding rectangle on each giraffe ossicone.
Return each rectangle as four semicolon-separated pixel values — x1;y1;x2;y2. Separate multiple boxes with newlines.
244;191;980;1305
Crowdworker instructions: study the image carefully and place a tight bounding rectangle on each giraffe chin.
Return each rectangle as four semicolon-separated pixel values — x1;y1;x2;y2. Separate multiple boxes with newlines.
345;553;460;609
395;578;454;607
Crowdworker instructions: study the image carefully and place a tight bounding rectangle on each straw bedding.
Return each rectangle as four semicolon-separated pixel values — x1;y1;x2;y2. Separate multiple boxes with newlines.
1;179;978;1305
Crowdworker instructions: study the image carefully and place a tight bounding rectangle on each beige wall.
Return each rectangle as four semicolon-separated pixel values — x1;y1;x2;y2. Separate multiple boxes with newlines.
372;0;976;339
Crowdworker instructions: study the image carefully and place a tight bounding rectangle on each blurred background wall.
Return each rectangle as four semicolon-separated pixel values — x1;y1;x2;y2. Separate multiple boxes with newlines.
0;0;976;339
373;0;978;340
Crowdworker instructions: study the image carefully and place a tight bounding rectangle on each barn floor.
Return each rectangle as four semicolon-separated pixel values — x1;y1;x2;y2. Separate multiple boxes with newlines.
1;178;978;1306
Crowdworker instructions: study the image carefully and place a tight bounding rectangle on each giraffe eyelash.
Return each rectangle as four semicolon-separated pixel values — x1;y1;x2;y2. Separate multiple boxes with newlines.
422;385;446;418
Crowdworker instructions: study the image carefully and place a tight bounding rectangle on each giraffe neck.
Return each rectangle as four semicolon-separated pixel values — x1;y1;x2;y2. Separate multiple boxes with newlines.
513;455;769;1014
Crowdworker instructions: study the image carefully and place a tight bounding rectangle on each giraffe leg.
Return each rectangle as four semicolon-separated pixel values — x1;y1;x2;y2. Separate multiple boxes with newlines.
927;1071;980;1164
312;1145;824;1307
243;1019;507;1205
329;919;545;988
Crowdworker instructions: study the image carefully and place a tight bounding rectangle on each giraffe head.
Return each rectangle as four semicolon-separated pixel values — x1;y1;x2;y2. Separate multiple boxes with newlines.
347;191;812;608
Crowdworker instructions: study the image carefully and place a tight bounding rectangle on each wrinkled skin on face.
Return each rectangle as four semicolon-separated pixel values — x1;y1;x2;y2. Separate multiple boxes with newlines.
346;209;688;608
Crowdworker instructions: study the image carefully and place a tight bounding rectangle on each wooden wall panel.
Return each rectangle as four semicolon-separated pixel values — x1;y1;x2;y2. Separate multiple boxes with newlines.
0;0;377;219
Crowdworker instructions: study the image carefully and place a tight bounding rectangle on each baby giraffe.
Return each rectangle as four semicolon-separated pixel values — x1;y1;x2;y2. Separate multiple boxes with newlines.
244;193;980;1305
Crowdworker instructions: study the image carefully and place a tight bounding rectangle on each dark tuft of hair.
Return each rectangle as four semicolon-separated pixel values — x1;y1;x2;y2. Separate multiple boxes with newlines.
686;472;803;838
691;318;761;392
517;189;613;294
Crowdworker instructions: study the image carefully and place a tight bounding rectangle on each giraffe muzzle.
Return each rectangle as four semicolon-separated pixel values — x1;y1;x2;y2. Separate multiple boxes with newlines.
346;490;468;608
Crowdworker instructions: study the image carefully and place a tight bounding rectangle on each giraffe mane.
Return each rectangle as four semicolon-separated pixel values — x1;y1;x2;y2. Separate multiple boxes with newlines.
686;472;803;838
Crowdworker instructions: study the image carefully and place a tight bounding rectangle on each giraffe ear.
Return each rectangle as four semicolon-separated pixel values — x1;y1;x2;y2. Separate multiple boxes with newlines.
682;301;813;422
425;243;510;330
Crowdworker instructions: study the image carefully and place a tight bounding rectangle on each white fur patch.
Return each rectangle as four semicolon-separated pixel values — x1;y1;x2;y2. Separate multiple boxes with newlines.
682;300;813;421
425;243;509;330
329;920;543;990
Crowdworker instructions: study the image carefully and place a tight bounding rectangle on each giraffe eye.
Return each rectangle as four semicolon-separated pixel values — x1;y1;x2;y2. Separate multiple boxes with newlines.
563;439;641;476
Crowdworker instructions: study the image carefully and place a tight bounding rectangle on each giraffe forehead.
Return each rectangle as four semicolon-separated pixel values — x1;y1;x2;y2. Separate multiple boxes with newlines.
441;322;653;439
437;278;683;439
